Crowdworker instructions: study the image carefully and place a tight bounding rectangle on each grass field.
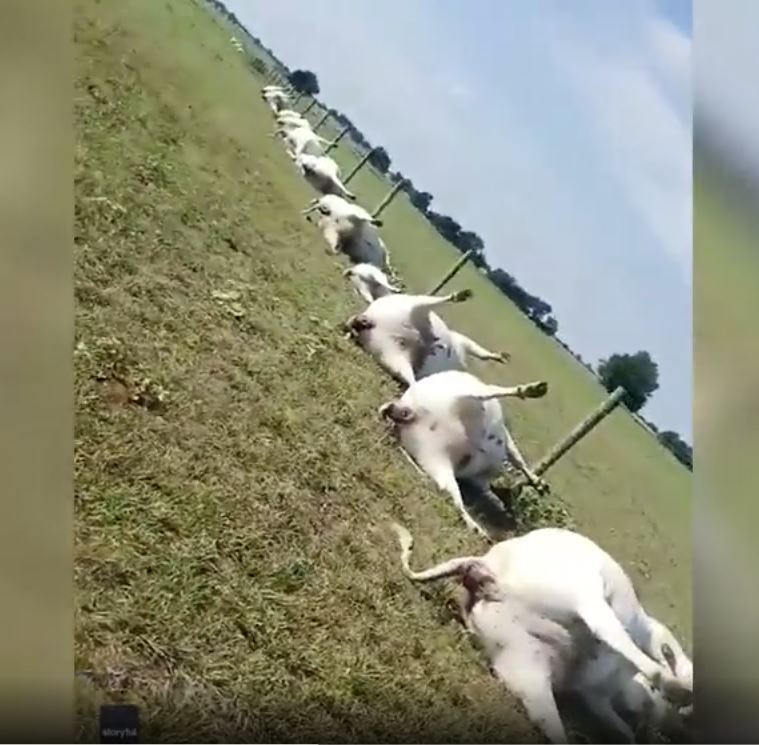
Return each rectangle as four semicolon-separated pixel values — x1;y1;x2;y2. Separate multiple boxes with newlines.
74;0;692;740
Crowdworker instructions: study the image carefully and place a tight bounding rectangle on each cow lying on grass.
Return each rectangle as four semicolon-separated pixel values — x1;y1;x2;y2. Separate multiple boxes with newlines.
344;289;512;384
392;523;693;743
380;370;549;536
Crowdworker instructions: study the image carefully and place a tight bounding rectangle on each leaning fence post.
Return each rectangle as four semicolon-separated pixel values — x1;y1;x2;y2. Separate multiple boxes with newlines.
300;98;318;116
371;178;407;220
343;146;378;186
427;250;474;295
312;110;331;133
323;125;351;155
514;386;626;489
291;91;304;108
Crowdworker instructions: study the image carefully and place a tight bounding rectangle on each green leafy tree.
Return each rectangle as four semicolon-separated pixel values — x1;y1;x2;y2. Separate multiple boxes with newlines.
658;430;693;470
288;69;319;95
597;351;659;412
368;146;391;174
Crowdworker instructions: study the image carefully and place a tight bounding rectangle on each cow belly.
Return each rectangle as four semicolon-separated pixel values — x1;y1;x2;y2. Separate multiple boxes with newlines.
455;414;507;478
417;341;466;378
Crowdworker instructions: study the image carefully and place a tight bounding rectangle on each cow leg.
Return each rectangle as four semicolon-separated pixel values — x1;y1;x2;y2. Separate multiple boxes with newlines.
576;598;692;708
322;223;341;254
575;686;636;743
491;649;568;744
374;344;416;387
413;446;490;539
453;331;510;364
502;427;548;493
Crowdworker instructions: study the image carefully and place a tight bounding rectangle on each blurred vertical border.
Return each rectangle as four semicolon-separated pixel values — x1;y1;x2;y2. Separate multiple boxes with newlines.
694;0;759;741
0;0;73;741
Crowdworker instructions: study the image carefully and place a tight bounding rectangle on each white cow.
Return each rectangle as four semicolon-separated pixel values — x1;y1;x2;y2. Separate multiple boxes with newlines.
296;153;355;200
344;290;512;385
302;194;380;227
302;195;391;270
271;117;312;144
276;113;309;128
263;89;290;113
343;264;400;303
570;643;693;742
392;524;693;743
379;370;549;535
280;125;329;159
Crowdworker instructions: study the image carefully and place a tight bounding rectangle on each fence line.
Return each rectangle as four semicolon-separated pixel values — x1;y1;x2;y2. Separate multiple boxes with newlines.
300;98;318;116
323;125;351;155
257;61;632;494
427;250;475;295
509;386;626;493
371;178;407;220
312;109;332;133
343;147;378;186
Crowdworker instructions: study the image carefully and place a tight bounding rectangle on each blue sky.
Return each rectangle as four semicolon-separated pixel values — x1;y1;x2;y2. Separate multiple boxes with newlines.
227;0;693;437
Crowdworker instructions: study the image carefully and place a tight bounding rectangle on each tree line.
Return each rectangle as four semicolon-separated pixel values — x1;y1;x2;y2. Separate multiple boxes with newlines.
200;5;693;470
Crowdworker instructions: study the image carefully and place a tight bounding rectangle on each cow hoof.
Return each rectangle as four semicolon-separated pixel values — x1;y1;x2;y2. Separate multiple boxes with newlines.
451;288;473;303
533;479;551;495
521;381;548;399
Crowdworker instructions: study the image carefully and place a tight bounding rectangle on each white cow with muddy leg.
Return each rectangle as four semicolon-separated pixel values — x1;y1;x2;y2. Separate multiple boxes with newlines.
392;523;693;743
379;370;549;536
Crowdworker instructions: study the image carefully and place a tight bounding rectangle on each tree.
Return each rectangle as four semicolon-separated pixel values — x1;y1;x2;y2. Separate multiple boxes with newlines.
349;128;369;149
288;69;319;95
597;351;659;412
658;430;693;470
409;189;433;214
427;212;462;245
538;315;559;336
457;230;485;256
368;146;391;174
470;251;491;273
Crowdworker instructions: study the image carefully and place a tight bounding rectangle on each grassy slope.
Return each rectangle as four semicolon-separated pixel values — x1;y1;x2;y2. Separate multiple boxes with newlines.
74;0;691;740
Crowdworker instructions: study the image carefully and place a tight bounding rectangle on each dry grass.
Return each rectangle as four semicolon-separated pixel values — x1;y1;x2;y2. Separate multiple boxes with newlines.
74;0;691;741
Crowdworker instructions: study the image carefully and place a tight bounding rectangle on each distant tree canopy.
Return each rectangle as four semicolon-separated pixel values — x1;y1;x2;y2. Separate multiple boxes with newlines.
212;0;690;438
657;430;693;470
209;0;244;28
458;230;484;256
427;211;462;245
368;146;391;174
288;69;319;95
488;268;558;334
409;189;433;214
597;351;659;412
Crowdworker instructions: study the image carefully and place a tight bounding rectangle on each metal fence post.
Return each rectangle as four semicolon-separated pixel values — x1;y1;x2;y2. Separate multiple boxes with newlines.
300;98;318;116
343;146;378;186
371;178;407;220
427;250;475;295
323;125;351;155
312;110;331;133
513;386;626;488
